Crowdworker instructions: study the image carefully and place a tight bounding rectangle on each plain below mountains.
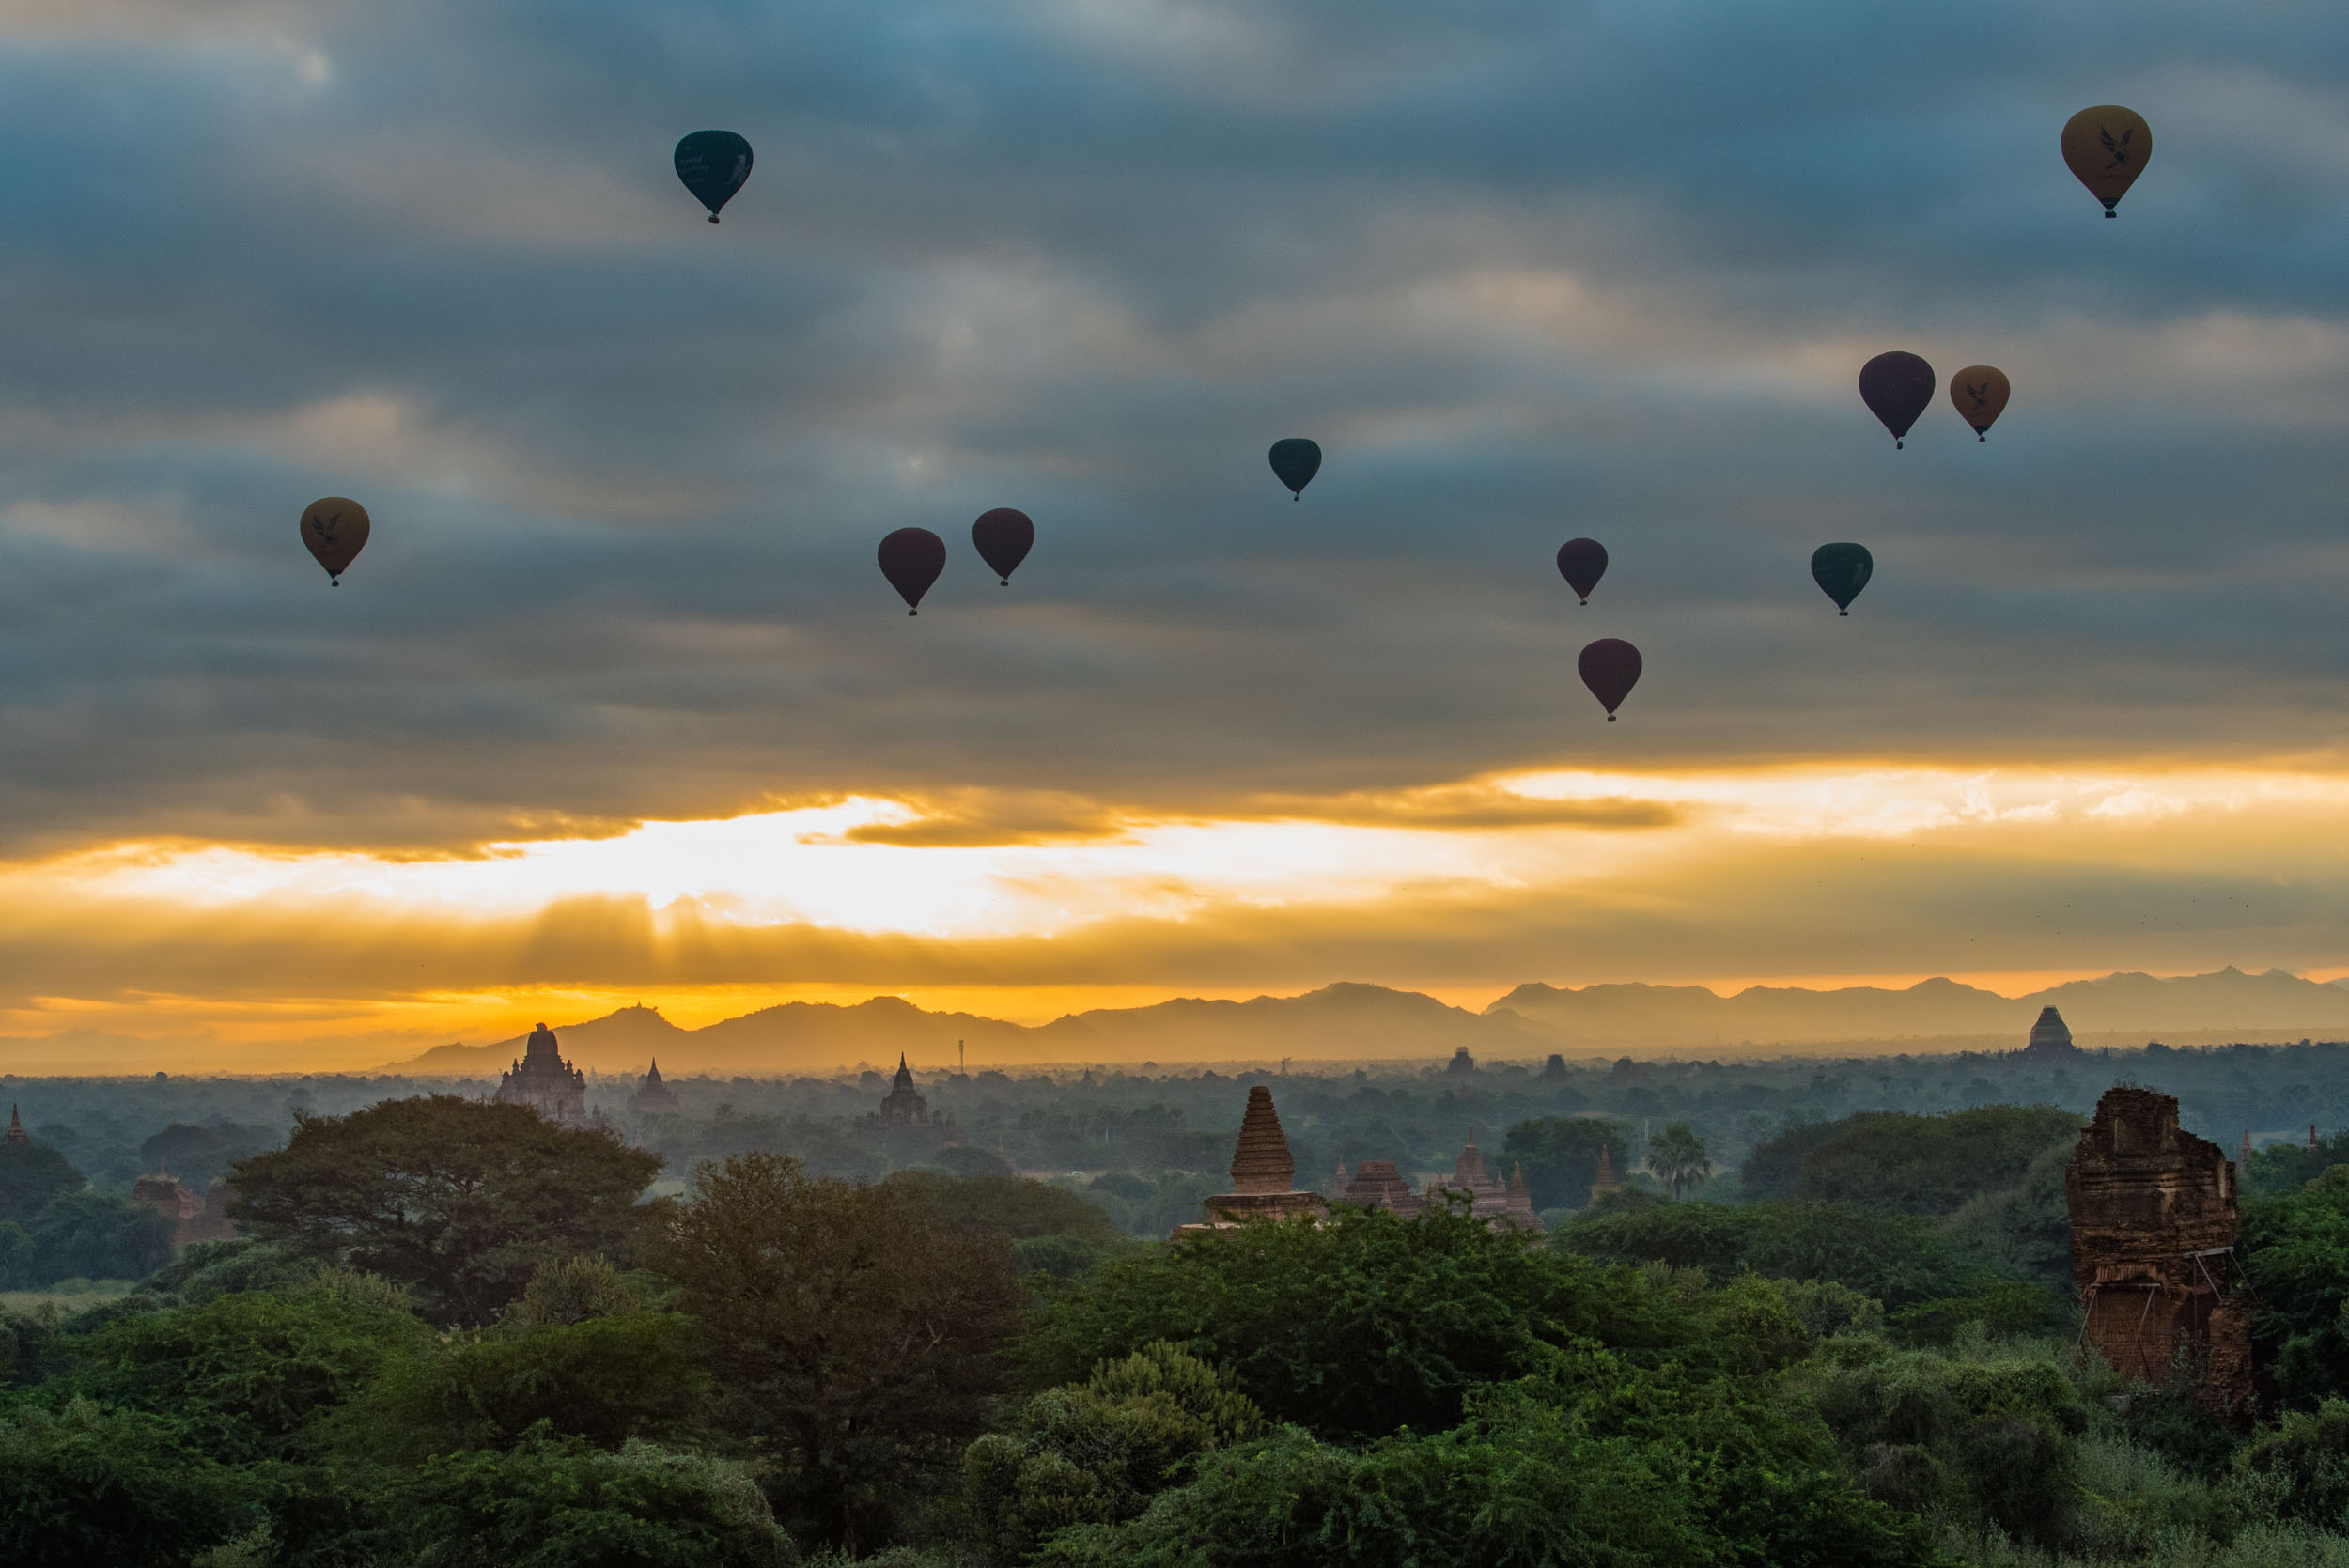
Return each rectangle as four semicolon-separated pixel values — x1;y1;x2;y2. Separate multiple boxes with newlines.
389;968;2349;1077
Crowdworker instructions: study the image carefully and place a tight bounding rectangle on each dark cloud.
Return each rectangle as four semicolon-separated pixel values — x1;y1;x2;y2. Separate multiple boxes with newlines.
0;1;2344;854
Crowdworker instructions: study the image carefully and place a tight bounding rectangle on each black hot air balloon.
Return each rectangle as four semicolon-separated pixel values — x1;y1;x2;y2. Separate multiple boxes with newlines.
1557;538;1608;604
1811;542;1874;614
674;131;754;224
1578;638;1641;721
1859;352;1936;448
879;527;947;614
299;496;370;585
1268;438;1321;500
971;508;1034;585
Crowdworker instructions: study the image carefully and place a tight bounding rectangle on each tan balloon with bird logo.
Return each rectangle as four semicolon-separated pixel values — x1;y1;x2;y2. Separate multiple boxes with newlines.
299;497;371;585
2061;105;2152;216
1950;365;2011;442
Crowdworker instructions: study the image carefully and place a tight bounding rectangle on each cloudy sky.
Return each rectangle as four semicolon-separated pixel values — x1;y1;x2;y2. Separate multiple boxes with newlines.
1;0;2346;1063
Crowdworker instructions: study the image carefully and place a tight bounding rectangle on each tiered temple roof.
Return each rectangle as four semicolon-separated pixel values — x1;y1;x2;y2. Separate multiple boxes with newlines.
497;1023;587;1125
4;1103;25;1146
1590;1144;1619;1203
1339;1159;1423;1217
2024;1005;2077;1055
634;1057;679;1112
1177;1086;1327;1233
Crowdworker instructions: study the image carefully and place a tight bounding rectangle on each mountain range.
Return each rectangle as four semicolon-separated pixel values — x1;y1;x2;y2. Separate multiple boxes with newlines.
392;968;2349;1077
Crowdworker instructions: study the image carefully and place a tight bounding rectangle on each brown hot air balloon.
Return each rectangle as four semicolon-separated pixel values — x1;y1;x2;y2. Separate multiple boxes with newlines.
299;497;371;585
1949;365;2011;442
2061;105;2152;217
1578;638;1641;721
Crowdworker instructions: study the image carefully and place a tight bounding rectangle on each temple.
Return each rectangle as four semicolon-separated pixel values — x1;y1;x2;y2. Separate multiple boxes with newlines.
633;1058;679;1113
1590;1144;1619;1203
4;1103;25;1146
2023;1005;2077;1056
1426;1131;1542;1233
868;1054;954;1131
1339;1158;1423;1218
1178;1086;1326;1232
497;1023;587;1125
2066;1086;2254;1415
132;1163;236;1248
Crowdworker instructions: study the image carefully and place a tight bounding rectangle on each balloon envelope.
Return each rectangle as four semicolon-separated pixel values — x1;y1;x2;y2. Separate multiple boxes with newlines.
879;527;948;614
972;507;1034;584
1556;538;1608;604
1950;365;2011;440
674;130;754;222
2061;106;2151;215
1578;638;1641;720
1812;542;1874;614
1268;438;1322;498
299;496;370;584
1859;352;1936;447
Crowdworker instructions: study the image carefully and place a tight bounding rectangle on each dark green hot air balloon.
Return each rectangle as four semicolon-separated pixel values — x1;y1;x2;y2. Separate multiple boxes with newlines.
1811;543;1874;615
674;131;753;223
1268;438;1321;500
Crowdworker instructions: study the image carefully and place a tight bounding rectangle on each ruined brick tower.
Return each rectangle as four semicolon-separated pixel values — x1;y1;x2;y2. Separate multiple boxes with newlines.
2066;1086;2254;1414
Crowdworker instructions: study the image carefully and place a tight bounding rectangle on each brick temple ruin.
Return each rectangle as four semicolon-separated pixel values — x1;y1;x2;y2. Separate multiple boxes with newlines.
2067;1086;2255;1415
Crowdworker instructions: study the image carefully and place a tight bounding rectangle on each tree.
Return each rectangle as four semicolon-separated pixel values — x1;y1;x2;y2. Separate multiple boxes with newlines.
26;1190;177;1283
641;1153;1023;1554
965;1342;1264;1563
0;1138;85;1225
1786;1107;2080;1215
226;1096;662;1325
1500;1116;1628;1210
1646;1121;1712;1199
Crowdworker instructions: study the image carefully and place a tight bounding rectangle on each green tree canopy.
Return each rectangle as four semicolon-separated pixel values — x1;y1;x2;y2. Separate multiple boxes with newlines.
1500;1115;1627;1210
642;1152;1024;1554
27;1190;176;1285
226;1096;663;1326
1647;1121;1712;1199
2241;1164;2349;1406
0;1139;85;1226
882;1167;1124;1245
1746;1106;2080;1215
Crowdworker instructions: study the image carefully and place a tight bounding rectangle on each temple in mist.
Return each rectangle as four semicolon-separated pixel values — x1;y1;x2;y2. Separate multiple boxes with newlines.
497;1023;587;1125
632;1058;678;1112
2022;1005;2077;1056
1177;1085;1326;1233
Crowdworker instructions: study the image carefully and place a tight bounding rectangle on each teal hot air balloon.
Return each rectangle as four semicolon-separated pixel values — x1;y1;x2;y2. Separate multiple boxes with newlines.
1268;438;1321;500
674;131;753;223
1811;543;1874;615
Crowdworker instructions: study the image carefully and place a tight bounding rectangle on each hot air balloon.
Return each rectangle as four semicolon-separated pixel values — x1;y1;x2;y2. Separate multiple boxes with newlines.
972;507;1034;585
1268;438;1321;500
1812;542;1874;615
1557;538;1608;604
2061;106;2151;217
1859;352;1936;449
1950;365;2011;442
1578;638;1641;721
879;527;947;614
674;131;754;223
299;496;370;585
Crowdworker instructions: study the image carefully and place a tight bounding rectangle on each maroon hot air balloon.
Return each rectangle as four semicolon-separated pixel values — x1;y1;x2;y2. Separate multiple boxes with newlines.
1859;351;1936;449
971;507;1034;585
1578;638;1641;721
1556;538;1608;605
878;527;948;614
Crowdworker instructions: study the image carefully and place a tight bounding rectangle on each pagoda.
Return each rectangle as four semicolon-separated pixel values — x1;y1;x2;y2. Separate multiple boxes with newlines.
1338;1158;1423;1218
1179;1086;1326;1232
2023;1006;2077;1056
1428;1130;1519;1229
497;1023;587;1125
1589;1143;1619;1204
4;1104;26;1145
633;1058;679;1113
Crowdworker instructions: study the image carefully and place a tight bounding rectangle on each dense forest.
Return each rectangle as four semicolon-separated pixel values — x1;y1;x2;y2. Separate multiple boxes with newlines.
3;1041;2347;1564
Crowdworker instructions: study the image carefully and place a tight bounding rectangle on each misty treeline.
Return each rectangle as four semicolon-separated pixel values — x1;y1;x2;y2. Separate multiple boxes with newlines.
1;1077;2347;1565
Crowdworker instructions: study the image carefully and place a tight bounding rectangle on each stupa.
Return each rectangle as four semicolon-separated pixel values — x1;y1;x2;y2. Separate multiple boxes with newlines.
633;1058;679;1112
497;1023;587;1125
1589;1143;1619;1204
2023;1005;2077;1056
1178;1086;1326;1232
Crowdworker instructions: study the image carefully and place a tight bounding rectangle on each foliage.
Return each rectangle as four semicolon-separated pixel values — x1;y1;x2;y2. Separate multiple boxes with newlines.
882;1168;1124;1246
965;1341;1264;1562
1499;1115;1627;1210
505;1251;648;1327
1038;1374;1939;1568
1647;1120;1713;1199
643;1153;1023;1554
140;1123;277;1191
62;1282;429;1463
0;1139;86;1226
2246;1131;2349;1198
0;1396;264;1567
226;1095;664;1325
1554;1198;1996;1309
1024;1202;1718;1440
1748;1106;2081;1216
2239;1166;2349;1407
23;1189;177;1287
2239;1399;2349;1530
389;1428;794;1567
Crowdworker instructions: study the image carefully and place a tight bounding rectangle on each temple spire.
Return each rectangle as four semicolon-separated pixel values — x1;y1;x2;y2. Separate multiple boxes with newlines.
3;1103;25;1145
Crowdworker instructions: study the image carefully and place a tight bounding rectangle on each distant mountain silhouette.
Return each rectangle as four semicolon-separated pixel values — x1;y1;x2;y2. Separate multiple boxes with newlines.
1488;967;2349;1046
381;969;2349;1075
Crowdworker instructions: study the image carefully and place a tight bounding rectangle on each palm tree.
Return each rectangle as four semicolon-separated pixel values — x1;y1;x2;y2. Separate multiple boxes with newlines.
1646;1122;1711;1200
